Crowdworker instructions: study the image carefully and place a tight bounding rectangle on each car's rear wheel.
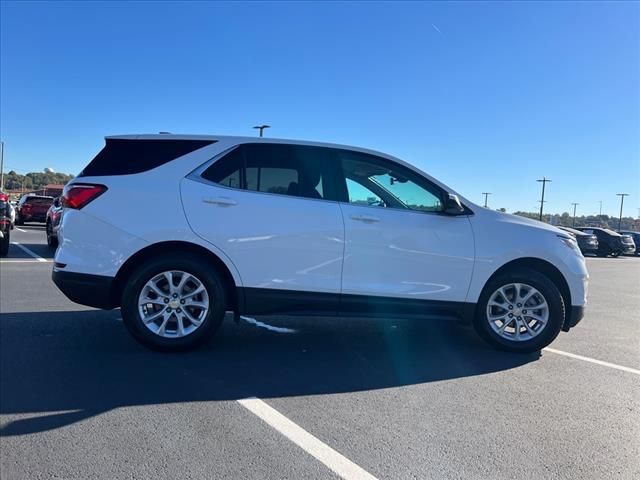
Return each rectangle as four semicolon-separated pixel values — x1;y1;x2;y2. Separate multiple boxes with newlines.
0;231;9;257
121;254;227;351
474;268;565;353
46;222;58;248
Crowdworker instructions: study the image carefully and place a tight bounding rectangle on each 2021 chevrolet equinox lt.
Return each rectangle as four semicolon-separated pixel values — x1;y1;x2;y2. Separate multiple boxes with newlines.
52;135;588;352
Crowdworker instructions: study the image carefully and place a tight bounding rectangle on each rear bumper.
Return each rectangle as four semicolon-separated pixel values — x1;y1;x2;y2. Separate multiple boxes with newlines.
562;305;585;332
52;269;116;309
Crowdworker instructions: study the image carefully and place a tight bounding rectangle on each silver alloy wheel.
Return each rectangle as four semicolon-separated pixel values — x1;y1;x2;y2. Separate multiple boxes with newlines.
138;270;210;338
486;283;549;342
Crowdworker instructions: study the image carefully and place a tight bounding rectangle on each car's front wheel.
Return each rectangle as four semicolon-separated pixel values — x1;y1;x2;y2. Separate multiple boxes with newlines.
474;268;565;353
121;254;227;351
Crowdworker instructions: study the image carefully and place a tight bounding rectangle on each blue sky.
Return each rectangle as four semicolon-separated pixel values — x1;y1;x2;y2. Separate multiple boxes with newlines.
1;1;638;216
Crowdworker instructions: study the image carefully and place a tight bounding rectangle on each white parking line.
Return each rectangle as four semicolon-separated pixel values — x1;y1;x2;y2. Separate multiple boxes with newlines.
240;315;297;333
15;227;27;232
238;398;378;480
10;242;48;262
544;347;640;376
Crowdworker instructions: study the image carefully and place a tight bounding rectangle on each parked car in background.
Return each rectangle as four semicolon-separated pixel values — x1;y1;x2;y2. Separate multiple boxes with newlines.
557;226;598;255
619;234;636;256
7;201;16;228
574;227;628;257
52;134;588;353
0;193;11;256
619;231;640;255
46;197;63;248
15;195;54;224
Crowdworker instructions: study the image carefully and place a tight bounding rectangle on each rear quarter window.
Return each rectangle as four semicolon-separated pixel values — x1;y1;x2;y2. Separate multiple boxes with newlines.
79;139;216;176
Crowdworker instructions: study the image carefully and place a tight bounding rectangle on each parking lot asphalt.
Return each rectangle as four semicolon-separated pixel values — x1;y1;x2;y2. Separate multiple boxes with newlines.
1;225;639;480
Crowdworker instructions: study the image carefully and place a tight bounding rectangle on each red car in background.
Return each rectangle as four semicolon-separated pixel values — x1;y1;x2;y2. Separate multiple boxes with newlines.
15;195;53;224
46;197;63;248
0;192;11;256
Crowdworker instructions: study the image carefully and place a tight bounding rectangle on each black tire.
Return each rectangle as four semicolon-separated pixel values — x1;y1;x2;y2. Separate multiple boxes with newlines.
46;222;58;248
121;253;227;352
474;268;565;353
15;215;23;226
0;231;9;257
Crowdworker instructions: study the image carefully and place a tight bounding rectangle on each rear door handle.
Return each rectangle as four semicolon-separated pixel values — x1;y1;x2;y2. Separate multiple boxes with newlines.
350;214;380;223
203;197;237;207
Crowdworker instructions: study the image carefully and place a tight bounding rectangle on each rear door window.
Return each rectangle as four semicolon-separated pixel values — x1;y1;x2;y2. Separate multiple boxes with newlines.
200;143;341;201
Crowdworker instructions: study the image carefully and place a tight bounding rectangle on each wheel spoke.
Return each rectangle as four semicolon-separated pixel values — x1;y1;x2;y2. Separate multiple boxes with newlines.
176;314;186;337
142;309;164;324
513;283;522;302
146;282;166;298
488;300;508;309
498;318;513;333
527;313;547;324
156;312;170;336
183;285;205;299
182;308;202;326
522;319;536;336
513;319;521;339
498;287;511;304
163;272;175;293
176;273;190;295
185;300;207;309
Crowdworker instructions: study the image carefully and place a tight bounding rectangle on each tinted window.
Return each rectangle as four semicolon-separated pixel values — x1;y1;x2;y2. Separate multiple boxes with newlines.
201;143;339;201
25;197;53;205
339;151;444;212
79;139;216;177
201;147;243;188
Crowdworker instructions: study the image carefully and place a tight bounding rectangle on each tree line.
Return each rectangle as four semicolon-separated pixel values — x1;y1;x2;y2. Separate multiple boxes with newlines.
513;211;638;231
2;171;75;191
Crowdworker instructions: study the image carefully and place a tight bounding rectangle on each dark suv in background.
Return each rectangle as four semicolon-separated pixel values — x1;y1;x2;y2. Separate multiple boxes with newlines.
574;227;632;257
15;195;54;224
619;231;640;255
557;226;598;255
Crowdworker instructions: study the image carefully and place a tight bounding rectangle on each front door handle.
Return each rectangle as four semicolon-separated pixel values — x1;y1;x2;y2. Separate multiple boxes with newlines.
350;214;380;223
203;197;238;207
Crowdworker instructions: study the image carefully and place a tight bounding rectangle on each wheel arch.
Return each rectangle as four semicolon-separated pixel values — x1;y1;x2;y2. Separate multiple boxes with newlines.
111;241;240;311
477;257;571;323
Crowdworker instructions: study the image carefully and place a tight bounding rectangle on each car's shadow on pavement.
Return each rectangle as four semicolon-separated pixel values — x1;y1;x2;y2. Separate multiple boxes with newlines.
0;310;539;436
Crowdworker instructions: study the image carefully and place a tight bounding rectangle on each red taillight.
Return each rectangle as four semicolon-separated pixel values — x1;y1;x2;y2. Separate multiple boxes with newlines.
62;184;107;209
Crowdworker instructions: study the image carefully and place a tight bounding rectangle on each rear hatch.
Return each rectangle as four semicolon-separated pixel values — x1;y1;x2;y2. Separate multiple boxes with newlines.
22;196;53;216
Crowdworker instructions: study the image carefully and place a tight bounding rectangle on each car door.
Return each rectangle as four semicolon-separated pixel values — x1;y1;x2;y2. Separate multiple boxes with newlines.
336;149;475;308
180;142;345;314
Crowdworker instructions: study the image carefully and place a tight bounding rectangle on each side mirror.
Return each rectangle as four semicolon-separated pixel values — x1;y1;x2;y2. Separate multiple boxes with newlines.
444;194;465;215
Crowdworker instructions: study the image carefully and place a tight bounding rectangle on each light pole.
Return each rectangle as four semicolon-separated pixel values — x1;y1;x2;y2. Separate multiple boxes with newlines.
537;177;551;221
616;193;629;231
598;200;602;217
482;192;491;208
253;125;270;137
571;202;579;227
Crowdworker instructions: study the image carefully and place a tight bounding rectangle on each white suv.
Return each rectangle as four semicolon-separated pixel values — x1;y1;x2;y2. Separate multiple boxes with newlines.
53;135;588;352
